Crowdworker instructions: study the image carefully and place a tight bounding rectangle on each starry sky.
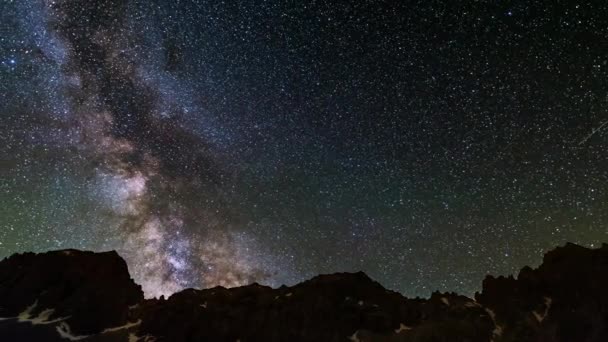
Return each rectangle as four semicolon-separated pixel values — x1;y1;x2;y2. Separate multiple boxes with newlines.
1;0;607;298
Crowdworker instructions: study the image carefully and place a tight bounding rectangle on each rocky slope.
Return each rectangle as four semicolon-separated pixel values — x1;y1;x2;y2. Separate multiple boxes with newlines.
0;243;606;341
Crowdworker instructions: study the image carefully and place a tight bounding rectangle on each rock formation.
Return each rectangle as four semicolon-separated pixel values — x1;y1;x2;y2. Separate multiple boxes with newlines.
0;243;606;341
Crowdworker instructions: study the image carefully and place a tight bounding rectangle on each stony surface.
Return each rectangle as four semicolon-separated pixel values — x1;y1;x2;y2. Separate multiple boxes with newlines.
0;249;143;336
0;243;606;341
475;242;608;342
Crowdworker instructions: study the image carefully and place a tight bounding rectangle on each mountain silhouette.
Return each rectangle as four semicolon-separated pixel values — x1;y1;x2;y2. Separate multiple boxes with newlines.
0;243;606;341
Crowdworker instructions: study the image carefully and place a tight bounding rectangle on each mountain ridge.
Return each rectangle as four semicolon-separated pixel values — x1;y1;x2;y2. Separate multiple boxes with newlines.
0;242;606;341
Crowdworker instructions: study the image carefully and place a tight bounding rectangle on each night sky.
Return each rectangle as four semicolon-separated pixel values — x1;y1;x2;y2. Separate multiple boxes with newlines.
1;0;607;298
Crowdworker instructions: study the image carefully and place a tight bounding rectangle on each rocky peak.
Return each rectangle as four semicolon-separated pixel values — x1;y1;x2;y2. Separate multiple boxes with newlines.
0;243;606;341
0;249;143;335
476;242;608;341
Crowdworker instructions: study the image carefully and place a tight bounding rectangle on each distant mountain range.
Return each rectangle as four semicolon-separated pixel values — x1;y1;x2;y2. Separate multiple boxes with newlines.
0;242;606;341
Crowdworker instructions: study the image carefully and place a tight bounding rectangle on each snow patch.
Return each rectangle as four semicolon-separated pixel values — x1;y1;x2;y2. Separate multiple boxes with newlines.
17;301;38;322
485;308;503;341
129;333;156;342
358;300;364;306
348;331;361;342
29;309;67;325
441;297;450;306
56;322;89;341
395;323;412;333
16;301;68;325
200;302;207;308
532;297;552;323
285;292;293;297
102;320;142;333
465;301;481;308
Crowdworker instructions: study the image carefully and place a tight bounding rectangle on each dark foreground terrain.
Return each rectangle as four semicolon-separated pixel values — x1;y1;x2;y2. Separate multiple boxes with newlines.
0;243;606;341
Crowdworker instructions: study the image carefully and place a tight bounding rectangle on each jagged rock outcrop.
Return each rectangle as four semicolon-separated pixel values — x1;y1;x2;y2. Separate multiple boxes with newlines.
0;243;606;341
475;242;608;342
135;273;492;341
0;249;143;341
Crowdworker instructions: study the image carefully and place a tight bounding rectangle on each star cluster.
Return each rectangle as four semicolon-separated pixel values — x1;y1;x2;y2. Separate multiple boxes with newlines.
1;0;607;298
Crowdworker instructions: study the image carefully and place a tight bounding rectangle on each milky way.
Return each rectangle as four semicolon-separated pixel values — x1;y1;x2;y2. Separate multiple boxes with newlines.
2;0;289;298
2;0;607;298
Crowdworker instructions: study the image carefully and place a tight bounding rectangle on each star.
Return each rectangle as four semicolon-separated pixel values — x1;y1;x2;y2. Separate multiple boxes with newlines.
1;0;606;299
